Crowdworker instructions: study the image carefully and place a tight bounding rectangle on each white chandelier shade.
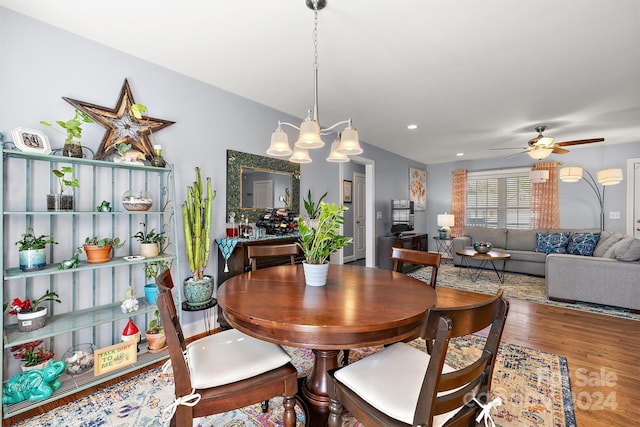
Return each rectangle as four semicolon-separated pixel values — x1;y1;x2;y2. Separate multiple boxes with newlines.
289;146;312;164
295;117;324;149
326;139;350;162
266;127;293;156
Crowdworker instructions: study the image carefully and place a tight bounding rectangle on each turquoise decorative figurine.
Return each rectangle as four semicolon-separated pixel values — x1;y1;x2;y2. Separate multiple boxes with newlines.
2;360;66;404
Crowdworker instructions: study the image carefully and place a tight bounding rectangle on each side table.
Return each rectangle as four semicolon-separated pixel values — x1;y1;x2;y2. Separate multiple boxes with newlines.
433;236;454;263
182;298;217;335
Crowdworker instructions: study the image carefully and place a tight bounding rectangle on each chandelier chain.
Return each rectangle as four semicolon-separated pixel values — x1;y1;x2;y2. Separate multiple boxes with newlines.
313;3;319;71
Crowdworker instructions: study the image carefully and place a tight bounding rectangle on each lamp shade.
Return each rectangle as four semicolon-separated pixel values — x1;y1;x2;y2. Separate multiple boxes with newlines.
559;166;583;182
289;147;312;164
295;118;324;149
266;128;292;156
597;168;623;186
536;136;555;147
326;139;350;162
437;213;455;228
529;169;549;184
335;127;363;155
527;146;553;160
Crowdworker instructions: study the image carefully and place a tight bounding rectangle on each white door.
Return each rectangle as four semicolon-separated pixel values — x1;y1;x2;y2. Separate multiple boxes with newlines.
253;180;273;208
627;158;640;237
354;172;366;260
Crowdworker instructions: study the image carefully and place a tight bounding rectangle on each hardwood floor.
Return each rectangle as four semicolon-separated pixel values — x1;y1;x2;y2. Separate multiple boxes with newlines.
437;287;640;427
5;287;639;426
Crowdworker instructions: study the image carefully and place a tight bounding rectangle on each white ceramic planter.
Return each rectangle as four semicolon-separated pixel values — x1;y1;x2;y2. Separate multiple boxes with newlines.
302;262;330;286
140;243;160;258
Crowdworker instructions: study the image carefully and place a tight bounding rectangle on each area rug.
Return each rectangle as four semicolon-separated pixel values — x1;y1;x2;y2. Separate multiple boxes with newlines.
410;264;640;321
13;337;574;427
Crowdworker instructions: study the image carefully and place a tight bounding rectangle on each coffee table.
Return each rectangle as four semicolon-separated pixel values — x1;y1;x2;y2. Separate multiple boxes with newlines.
456;249;511;283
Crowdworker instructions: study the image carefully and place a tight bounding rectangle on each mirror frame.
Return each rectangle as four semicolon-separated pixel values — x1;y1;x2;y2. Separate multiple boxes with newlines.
226;149;300;222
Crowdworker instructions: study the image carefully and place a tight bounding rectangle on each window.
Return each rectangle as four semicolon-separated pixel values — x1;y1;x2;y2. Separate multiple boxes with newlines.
466;168;532;229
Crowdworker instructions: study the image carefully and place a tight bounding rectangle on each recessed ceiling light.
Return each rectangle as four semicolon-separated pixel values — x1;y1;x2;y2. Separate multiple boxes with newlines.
456;152;464;157
407;124;418;130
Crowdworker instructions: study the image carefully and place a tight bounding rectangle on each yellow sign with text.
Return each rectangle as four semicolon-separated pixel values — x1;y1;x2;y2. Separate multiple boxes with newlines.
94;340;138;376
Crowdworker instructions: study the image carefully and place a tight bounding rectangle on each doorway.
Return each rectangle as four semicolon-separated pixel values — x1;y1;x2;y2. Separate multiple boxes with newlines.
353;172;366;261
626;158;640;237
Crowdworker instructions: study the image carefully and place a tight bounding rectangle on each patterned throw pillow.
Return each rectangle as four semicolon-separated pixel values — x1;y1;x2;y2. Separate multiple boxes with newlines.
567;232;601;256
535;232;569;254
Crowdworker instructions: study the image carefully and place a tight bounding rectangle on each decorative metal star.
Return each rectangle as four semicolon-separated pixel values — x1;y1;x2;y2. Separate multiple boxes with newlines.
63;79;175;160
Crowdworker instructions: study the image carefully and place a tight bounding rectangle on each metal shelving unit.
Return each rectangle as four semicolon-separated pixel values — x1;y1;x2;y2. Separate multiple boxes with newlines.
1;147;180;418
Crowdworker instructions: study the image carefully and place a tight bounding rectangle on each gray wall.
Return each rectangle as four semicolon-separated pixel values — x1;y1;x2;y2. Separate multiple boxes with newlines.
0;7;426;333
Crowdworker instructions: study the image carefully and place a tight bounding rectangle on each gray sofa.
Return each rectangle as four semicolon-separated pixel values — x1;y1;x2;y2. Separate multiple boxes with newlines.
546;232;640;311
452;226;599;276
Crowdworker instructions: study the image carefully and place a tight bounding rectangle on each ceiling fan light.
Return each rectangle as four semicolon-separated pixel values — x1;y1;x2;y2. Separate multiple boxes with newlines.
536;136;555;147
559;166;584;182
529;169;549;183
527;147;553;160
326;140;350;162
336;127;362;155
266;128;292;156
597;168;623;185
289;147;312;163
295;118;324;149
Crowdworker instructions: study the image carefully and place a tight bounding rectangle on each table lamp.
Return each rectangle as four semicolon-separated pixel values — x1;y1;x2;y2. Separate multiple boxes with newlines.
437;213;455;239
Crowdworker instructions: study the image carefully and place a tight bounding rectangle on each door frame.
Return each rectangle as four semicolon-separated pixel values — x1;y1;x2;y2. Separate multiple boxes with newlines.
626;157;639;237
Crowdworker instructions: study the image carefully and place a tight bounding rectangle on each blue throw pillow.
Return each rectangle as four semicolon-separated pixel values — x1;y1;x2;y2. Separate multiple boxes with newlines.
567;232;601;256
535;232;569;254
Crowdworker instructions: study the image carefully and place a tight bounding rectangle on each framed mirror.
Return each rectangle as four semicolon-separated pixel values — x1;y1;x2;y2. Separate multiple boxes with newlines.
226;150;300;221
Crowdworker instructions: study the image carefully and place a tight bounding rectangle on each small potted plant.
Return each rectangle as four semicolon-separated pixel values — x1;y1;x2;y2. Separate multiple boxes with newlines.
145;309;166;352
48;166;79;211
10;340;55;371
83;236;125;264
132;222;167;258
41;108;94;158
15;227;57;271
6;291;62;332
143;260;170;304
302;189;328;228
297;202;352;286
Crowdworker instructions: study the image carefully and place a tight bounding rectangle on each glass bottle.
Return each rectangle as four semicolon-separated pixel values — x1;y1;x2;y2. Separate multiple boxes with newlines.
151;144;166;167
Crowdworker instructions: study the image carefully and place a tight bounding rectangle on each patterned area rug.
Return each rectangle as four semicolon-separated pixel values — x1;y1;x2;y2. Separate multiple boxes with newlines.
411;264;640;321
13;337;573;427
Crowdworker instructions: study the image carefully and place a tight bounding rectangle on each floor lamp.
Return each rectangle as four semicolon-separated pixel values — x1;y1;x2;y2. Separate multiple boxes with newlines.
559;166;623;231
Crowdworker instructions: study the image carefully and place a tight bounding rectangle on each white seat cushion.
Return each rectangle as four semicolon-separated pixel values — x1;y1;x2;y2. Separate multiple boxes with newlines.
186;329;291;389
335;343;460;426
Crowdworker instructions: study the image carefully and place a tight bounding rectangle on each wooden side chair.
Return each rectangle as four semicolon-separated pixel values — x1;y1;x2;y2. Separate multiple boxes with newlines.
328;289;509;427
247;243;299;271
155;270;299;427
391;247;441;288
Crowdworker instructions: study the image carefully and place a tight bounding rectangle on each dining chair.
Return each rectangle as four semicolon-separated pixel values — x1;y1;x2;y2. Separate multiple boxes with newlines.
155;270;299;427
247;243;299;271
391;247;441;288
327;289;509;427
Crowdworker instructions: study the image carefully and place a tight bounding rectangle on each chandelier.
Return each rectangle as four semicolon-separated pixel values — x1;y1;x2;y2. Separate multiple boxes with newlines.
266;0;362;163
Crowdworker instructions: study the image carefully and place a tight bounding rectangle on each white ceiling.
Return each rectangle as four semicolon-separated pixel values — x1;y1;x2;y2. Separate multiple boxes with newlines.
2;0;639;164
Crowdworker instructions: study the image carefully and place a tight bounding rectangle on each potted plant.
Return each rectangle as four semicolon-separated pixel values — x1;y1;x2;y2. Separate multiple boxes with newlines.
47;166;79;211
41;108;94;158
297;202;352;286
131;104;167;168
302;189;328;228
6;291;62;332
182;167;216;306
83;236;125;264
145;309;166;352
143;260;170;304
132;222;167;258
10;340;55;371
15;227;57;271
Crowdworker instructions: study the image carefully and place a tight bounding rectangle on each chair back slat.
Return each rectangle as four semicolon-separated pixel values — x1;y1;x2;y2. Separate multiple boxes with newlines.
248;244;298;271
390;247;441;288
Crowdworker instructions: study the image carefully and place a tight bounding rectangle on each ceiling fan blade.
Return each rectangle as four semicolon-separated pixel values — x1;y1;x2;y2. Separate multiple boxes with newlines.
490;147;527;151
556;138;605;147
504;150;528;159
552;146;569;154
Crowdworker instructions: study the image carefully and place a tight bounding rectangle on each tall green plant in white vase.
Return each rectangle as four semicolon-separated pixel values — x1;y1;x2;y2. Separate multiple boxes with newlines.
297;202;352;286
182;167;216;306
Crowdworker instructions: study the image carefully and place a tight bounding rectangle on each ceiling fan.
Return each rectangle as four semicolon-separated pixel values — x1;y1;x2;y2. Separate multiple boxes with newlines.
498;126;604;159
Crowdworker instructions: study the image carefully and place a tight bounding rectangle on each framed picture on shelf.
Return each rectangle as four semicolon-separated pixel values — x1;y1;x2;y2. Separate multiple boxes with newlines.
409;167;426;211
343;180;352;203
11;127;52;155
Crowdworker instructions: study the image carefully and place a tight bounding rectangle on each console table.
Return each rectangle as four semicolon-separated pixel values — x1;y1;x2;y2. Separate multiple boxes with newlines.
215;234;302;329
377;233;428;271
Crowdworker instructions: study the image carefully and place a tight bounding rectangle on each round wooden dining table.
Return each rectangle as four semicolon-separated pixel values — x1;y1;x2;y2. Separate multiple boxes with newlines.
217;263;437;426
